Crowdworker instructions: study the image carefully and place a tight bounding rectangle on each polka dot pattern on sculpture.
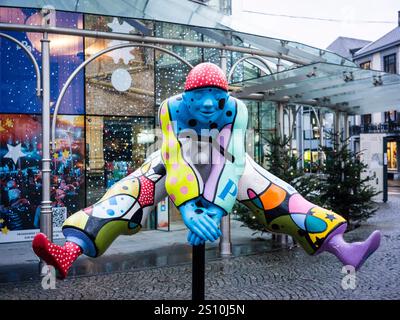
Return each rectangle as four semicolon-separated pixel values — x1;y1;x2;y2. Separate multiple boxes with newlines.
138;176;155;207
184;62;228;92
32;233;82;279
180;186;188;194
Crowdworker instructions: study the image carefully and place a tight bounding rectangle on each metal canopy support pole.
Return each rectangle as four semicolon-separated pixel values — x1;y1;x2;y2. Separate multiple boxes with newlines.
319;109;324;169
272;104;285;243
344;112;350;147
297;106;304;169
335;110;341;147
39;10;53;275
219;49;232;256
277;103;285;138
273;55;285;242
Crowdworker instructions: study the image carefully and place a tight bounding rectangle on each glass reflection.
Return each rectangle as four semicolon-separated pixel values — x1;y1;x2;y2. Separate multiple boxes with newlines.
84;15;155;116
86;116;155;205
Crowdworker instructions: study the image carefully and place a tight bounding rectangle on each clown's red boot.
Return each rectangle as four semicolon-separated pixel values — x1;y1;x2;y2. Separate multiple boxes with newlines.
32;233;82;279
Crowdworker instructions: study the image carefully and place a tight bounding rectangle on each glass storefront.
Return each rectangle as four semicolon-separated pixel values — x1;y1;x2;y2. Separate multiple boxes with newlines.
0;114;85;241
244;100;277;164
0;5;302;242
86;116;154;204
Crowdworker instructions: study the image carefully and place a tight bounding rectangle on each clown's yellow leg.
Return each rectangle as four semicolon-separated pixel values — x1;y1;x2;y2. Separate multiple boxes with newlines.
62;151;167;257
237;154;380;269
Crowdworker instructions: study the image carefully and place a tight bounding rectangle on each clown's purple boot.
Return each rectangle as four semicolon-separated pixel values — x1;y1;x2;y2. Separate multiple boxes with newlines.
318;224;381;270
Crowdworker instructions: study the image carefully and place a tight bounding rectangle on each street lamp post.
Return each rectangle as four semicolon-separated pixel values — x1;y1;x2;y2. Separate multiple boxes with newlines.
39;10;53;274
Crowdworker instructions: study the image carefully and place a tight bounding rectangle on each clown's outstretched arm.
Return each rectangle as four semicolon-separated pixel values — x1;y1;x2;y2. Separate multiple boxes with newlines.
32;151;167;278
159;99;221;243
237;154;381;270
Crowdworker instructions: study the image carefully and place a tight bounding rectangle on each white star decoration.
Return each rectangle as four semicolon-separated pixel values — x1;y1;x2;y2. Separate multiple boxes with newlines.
4;143;26;164
106;18;136;65
107;18;135;34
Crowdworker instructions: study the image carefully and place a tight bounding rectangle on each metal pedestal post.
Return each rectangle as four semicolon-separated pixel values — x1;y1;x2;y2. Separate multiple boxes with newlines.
192;244;205;301
219;215;232;255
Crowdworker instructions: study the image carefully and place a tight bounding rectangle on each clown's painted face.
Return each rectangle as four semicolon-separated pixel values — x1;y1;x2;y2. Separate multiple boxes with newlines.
182;87;229;124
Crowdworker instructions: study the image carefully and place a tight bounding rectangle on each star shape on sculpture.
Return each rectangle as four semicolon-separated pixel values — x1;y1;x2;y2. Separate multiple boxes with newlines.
4;143;26;164
325;213;337;222
0;219;4;224
1;226;9;235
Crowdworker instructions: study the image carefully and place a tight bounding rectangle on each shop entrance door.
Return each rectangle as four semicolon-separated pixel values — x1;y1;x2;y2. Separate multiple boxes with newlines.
383;135;400;200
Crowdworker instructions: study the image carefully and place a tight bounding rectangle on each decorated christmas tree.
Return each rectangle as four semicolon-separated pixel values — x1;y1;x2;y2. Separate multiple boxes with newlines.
318;132;379;227
234;131;379;232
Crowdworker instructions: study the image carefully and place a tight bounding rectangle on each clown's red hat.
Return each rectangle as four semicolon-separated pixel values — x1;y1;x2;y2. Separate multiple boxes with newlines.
184;62;228;91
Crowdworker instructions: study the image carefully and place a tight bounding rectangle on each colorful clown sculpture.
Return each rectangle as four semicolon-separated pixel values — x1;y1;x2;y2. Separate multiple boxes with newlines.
32;62;381;279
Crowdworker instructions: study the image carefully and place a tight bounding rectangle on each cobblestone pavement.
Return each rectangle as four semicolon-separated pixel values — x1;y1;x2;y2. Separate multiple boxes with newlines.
1;195;399;300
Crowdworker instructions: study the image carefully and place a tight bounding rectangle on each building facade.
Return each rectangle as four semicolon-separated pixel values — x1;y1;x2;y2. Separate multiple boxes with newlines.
1;1;387;243
0;2;281;242
327;11;400;198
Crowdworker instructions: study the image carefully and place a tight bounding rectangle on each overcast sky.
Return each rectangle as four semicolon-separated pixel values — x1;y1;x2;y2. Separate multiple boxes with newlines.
230;0;399;49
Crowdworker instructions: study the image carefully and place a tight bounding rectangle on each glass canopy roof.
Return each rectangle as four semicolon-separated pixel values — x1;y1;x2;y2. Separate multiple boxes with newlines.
1;1;356;68
0;0;233;30
230;62;400;115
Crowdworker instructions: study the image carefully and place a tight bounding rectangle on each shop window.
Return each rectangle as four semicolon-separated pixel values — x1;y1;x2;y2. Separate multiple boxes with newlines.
359;61;371;70
0;114;85;243
387;141;397;171
384;111;397;123
85;116;155;205
361;114;372;125
383;54;396;74
259;101;277;164
0;8;84;115
154;22;202;104
84;15;155;116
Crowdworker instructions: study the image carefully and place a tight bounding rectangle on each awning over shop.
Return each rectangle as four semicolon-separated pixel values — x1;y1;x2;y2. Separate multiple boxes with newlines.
0;0;233;31
230;62;400;115
0;1;355;68
230;31;356;69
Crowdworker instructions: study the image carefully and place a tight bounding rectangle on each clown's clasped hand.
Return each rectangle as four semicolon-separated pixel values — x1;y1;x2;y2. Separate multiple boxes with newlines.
32;63;381;279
